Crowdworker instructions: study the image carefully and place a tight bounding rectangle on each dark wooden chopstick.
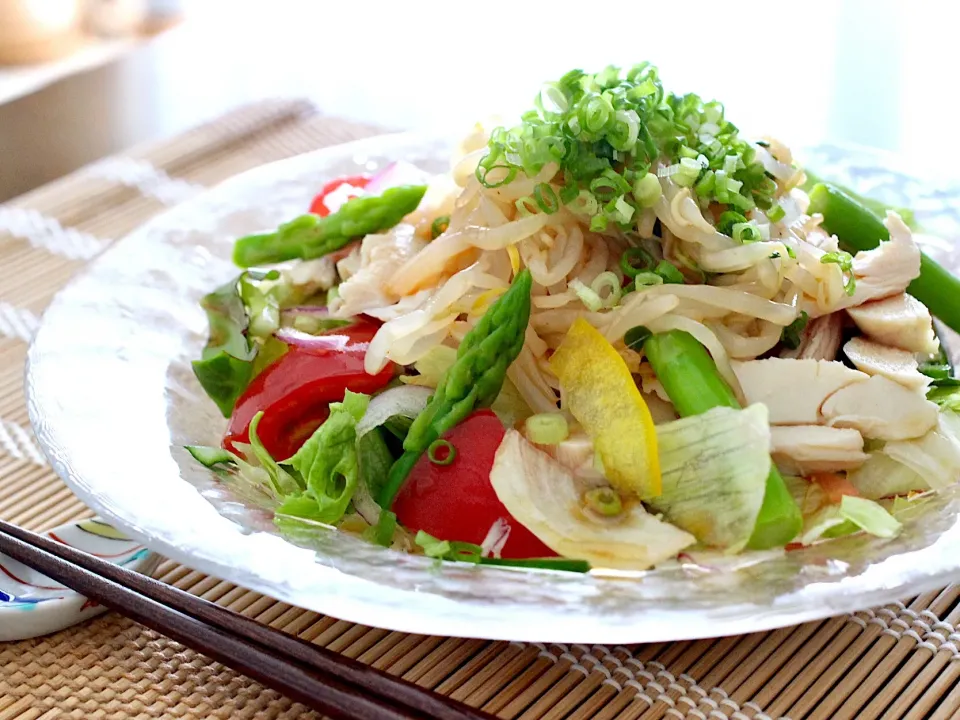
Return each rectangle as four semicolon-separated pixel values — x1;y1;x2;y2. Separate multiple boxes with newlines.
0;519;494;720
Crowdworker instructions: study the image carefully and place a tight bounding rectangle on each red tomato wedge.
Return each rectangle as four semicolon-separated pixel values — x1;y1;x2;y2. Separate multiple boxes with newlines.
811;473;861;504
309;174;370;217
392;410;557;560
224;318;393;461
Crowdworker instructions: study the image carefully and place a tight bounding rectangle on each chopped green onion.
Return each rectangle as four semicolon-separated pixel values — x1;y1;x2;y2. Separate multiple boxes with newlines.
654;260;684;284
767;204;786;223
780;311;810;350
570;190;599;216
694;170;716;197
415;530;482;562
362;510;397;548
430;215;450;239
732;222;762;244
590;215;609;232
591;271;623;308
570;278;603;311
821;251;857;296
674;157;703;187
515;196;538;216
716;211;748;237
427;439;457;466
534;183;560;214
524;413;570;445
624;325;652;350
634;271;664;287
632;172;662;208
476;64;774;227
613;196;635;224
620;247;655;277
583;487;623;517
479;557;590;573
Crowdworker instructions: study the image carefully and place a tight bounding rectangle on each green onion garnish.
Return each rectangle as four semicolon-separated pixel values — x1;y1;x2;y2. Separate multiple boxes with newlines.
620;247;655;277
781;311;810;350
414;531;588;572
767;204;786;223
624;325;652;350
427;439;457;466
430;215;450;239
633;172;662;207
477;64;779;229
821;251;857;296
732;222;762;244
479;557;590;573
583;487;623;517
654;260;684;284
716;211;748;237
524;413;569;445
534;183;560;214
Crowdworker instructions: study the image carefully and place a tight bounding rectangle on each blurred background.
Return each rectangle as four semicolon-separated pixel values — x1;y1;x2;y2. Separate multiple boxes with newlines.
0;0;953;202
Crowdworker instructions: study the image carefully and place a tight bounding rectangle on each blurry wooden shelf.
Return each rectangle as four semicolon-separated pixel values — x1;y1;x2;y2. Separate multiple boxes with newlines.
0;25;179;107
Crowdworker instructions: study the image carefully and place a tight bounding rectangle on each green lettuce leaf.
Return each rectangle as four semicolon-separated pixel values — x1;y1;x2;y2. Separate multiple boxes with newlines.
192;270;288;417
276;390;370;524
801;495;901;544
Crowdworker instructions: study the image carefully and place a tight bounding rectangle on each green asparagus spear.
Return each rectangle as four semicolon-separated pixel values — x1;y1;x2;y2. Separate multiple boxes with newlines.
643;330;803;549
379;269;534;507
233;185;428;267
808;183;960;334
801;170;918;229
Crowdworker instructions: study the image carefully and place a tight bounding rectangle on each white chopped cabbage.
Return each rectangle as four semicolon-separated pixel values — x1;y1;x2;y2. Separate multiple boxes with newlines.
489;430;695;569
847;452;930;500
883;411;960;490
647;404;772;551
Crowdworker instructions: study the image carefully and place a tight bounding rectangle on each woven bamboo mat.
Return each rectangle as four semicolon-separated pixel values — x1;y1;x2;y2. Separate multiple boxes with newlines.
1;99;959;720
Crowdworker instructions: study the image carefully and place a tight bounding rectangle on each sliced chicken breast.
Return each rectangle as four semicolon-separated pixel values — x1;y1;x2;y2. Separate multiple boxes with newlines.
849;212;922;305
770;425;869;475
847;293;940;356
843;336;931;392
821;374;939;440
732;358;868;425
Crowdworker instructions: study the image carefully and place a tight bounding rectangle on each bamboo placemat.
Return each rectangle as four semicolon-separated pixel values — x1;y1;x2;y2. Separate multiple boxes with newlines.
1;99;959;720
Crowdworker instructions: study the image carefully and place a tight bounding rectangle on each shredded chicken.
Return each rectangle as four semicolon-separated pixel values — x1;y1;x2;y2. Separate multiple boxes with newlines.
732;358;868;425
847;293;940;356
843;336;931;392
770;425;869;475
335;224;427;318
780;313;843;361
821;375;939;441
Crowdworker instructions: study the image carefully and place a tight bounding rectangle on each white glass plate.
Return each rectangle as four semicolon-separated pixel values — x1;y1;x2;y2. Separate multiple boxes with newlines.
25;133;960;643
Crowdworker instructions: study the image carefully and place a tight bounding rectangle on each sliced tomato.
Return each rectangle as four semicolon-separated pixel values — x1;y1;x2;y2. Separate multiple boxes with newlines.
811;473;860;504
392;410;557;559
224;318;393;460
309;174;370;217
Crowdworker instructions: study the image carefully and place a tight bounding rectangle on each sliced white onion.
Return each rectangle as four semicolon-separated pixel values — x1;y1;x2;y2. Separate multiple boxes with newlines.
275;327;350;352
365;160;432;196
356;385;432;439
489;430;695;570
